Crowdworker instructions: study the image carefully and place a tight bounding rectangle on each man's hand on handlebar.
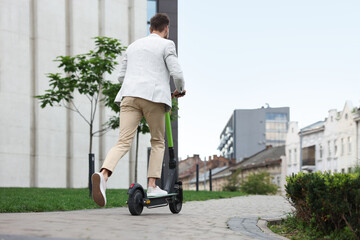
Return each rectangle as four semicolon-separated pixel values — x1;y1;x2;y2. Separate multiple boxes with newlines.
172;90;186;99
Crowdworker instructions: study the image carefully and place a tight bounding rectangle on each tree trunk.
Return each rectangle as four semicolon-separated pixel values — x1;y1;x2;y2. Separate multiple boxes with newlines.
89;123;94;196
89;123;93;154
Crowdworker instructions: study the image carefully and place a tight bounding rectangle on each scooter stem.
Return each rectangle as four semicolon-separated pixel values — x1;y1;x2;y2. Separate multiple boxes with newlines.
165;112;176;169
165;112;173;148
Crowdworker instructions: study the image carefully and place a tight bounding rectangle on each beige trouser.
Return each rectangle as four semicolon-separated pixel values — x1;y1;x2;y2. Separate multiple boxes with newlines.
101;97;166;179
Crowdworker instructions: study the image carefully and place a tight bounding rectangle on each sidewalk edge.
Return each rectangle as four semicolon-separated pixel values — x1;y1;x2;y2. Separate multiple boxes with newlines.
256;216;289;240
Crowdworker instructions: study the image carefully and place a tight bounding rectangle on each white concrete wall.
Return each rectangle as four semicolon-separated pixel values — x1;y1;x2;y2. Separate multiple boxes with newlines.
323;102;357;173
0;0;32;187
0;0;149;188
35;0;67;188
70;0;101;188
285;122;300;175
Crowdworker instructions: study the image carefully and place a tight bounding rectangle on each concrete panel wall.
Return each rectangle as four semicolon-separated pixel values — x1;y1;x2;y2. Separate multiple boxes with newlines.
0;0;31;187
99;0;129;189
70;0;100;188
35;0;67;188
0;0;148;188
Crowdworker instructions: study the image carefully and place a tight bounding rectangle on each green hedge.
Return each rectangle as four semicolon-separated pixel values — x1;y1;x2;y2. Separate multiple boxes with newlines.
286;172;360;239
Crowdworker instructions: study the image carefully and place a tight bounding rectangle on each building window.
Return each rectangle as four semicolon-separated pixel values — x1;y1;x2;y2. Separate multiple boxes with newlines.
288;150;292;164
319;144;323;159
147;0;157;35
334;140;338;156
348;167;352;173
348;137;352;154
266;113;288;121
341;168;345;173
341;138;344;156
265;113;288;147
302;145;315;166
294;148;297;161
328;140;331;156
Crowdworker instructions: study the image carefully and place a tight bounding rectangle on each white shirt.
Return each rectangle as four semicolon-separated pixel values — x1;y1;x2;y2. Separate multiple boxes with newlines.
114;33;184;112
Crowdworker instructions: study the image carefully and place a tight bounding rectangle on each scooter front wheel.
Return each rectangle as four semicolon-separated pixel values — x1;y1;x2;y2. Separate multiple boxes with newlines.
169;198;182;214
169;184;183;214
128;189;144;215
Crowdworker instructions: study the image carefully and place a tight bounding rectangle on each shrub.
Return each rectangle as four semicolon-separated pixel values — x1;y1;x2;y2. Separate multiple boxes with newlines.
269;213;356;240
286;172;360;239
222;168;241;192
240;171;278;195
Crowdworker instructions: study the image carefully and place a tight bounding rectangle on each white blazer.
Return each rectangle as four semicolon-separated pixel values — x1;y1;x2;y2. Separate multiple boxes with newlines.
114;33;184;112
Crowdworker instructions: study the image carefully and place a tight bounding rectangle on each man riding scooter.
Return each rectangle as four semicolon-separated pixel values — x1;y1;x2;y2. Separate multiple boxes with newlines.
91;13;186;207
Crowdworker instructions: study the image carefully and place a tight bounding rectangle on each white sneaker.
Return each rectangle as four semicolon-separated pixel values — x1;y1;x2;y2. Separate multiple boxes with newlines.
147;186;168;197
92;172;107;207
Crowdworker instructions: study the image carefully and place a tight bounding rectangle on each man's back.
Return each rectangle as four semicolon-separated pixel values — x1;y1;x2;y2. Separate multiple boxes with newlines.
115;33;184;112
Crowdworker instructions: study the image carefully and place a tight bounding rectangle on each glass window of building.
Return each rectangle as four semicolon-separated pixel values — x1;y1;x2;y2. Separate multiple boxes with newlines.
147;0;157;35
348;137;352;154
294;148;297;161
328;141;331;156
265;113;288;146
266;113;288;121
334;140;338;156
341;138;344;156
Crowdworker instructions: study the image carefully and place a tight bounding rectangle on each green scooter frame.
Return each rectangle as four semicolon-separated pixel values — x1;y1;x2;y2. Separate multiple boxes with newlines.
127;111;183;216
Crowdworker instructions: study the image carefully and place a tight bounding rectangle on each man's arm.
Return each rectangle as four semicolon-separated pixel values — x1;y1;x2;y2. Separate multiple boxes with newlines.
117;52;128;84
164;41;185;92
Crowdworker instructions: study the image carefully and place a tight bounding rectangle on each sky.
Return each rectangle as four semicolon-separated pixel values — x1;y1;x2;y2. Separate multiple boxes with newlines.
176;0;360;160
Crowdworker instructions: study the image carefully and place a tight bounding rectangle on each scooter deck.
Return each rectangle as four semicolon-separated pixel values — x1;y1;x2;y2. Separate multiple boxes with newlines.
147;193;178;199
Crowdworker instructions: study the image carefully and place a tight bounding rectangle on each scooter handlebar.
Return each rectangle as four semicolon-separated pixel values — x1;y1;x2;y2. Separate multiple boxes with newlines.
172;91;186;97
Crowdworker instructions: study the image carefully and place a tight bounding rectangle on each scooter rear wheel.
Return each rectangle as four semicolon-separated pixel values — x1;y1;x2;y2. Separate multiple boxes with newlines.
128;189;144;215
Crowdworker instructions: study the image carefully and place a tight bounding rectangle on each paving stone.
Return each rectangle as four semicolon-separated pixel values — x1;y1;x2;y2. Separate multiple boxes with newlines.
0;195;293;240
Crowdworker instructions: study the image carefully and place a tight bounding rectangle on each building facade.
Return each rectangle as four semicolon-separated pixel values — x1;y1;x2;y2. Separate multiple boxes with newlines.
0;0;179;189
218;106;290;162
285;122;301;175
285;101;360;176
179;154;234;191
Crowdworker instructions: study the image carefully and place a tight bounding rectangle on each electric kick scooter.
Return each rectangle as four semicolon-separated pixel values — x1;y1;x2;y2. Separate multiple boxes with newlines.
127;93;184;215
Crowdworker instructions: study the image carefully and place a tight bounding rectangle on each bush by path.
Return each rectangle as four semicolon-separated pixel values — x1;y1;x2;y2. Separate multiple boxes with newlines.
286;172;360;240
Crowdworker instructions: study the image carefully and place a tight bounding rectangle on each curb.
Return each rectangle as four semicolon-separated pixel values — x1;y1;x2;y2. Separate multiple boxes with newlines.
256;216;289;240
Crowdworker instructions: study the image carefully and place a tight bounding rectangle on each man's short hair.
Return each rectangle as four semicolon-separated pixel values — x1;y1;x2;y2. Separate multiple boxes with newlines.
150;13;170;32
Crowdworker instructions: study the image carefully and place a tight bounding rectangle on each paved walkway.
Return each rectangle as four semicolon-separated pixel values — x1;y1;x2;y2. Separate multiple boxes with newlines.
0;195;293;240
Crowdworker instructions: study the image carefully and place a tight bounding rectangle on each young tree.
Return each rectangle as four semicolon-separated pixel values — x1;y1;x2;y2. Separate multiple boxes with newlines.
35;36;125;194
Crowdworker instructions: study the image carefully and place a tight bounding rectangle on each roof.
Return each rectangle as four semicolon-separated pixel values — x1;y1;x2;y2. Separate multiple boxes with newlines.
236;145;285;170
300;121;325;135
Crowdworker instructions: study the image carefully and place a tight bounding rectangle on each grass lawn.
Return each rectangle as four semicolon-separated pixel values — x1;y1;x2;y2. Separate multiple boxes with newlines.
0;188;246;213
